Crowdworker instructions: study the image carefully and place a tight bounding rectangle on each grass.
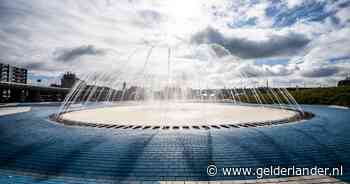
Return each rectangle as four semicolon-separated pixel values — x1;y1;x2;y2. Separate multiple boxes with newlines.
289;86;350;107
228;86;350;107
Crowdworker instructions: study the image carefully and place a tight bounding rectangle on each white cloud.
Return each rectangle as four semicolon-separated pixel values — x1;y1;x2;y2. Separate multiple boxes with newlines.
300;27;350;65
335;7;350;25
0;0;349;87
284;0;304;9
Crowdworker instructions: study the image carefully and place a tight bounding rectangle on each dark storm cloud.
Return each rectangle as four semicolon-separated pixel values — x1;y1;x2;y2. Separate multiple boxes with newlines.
190;27;310;59
210;44;231;57
55;45;106;62
301;66;339;78
22;62;45;70
0;1;26;21
20;61;59;72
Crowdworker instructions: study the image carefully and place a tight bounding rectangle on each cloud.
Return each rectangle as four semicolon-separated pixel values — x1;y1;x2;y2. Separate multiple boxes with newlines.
0;0;349;87
237;63;297;78
133;9;163;28
298;27;350;67
54;45;106;62
335;7;350;25
284;0;304;9
301;66;340;78
191;27;310;59
22;62;48;71
181;44;231;61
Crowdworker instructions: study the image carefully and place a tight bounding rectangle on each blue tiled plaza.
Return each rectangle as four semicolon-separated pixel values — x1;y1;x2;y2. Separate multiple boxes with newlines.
0;104;349;183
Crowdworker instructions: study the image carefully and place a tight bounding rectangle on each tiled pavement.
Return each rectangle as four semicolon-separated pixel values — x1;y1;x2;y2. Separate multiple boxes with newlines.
0;105;349;183
0;173;347;184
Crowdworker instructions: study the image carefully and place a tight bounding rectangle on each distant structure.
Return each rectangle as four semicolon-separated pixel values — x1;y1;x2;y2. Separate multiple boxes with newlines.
50;84;61;88
338;76;350;87
0;63;27;84
0;64;69;102
0;63;28;101
61;72;78;88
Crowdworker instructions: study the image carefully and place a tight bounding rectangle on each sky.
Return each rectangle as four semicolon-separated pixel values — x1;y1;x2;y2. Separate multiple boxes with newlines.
0;0;349;88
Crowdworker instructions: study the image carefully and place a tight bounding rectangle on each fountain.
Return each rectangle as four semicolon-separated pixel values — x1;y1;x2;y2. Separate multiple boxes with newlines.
52;45;311;129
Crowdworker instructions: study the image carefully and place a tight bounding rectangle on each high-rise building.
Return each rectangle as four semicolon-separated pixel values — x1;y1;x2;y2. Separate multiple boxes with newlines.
0;63;27;84
61;72;78;88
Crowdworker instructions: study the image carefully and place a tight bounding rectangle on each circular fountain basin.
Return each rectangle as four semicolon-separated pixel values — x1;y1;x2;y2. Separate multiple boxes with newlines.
58;102;302;128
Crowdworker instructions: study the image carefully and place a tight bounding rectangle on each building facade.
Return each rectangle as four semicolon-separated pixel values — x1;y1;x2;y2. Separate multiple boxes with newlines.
0;63;28;101
0;63;28;84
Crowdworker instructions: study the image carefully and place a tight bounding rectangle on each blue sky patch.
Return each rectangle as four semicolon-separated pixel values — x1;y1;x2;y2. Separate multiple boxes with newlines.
255;58;290;65
267;1;335;27
329;55;350;64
